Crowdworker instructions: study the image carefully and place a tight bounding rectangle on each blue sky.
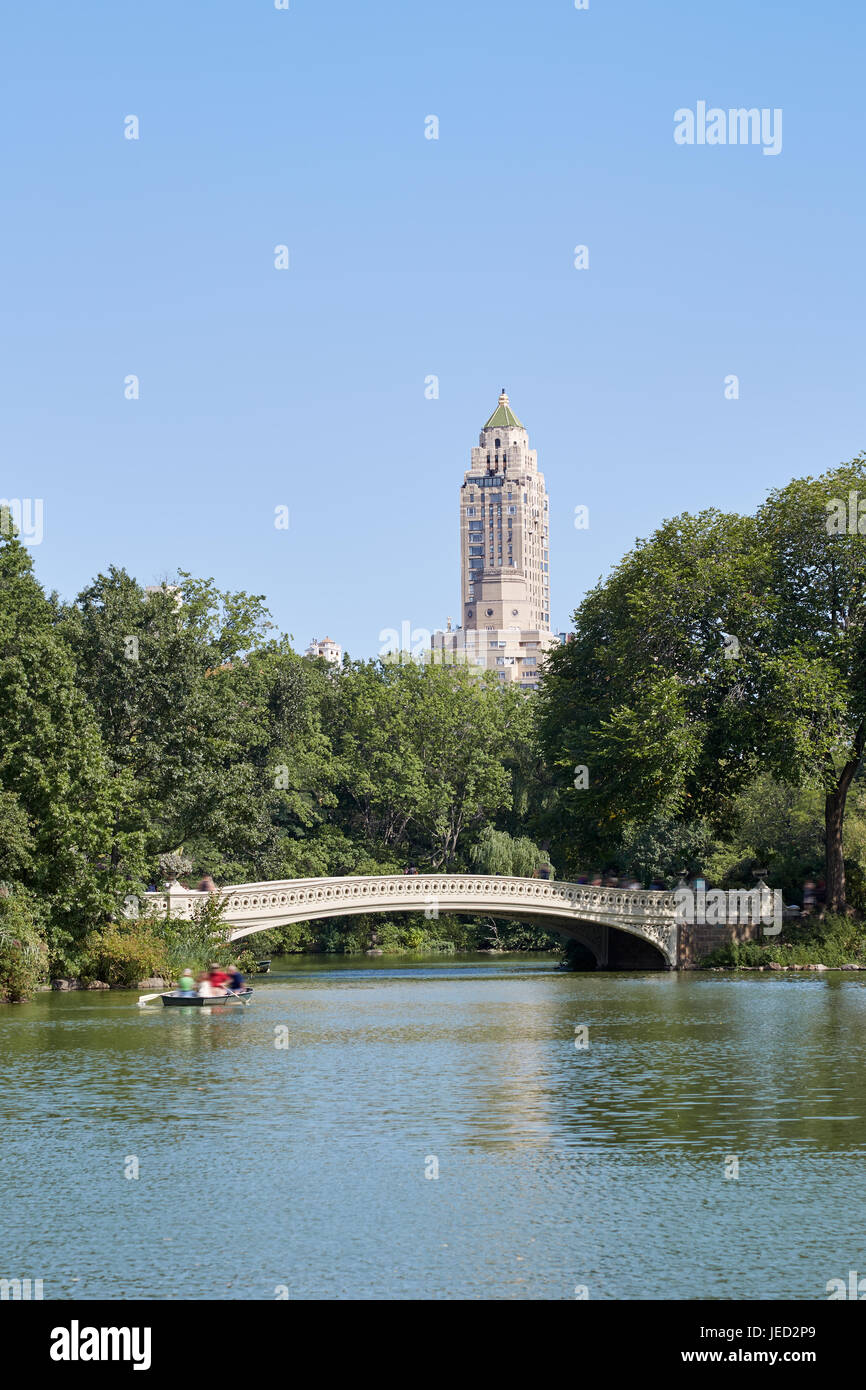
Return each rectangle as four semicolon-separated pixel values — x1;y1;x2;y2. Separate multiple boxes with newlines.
2;1;864;657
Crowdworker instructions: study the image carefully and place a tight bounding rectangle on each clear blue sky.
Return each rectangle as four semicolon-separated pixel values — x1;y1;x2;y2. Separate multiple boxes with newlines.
2;1;864;657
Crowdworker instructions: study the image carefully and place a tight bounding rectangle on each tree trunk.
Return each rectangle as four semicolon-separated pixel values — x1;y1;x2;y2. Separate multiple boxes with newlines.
824;785;848;913
824;724;865;914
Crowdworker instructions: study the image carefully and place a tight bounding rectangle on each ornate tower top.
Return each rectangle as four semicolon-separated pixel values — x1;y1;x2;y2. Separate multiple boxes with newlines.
483;388;523;430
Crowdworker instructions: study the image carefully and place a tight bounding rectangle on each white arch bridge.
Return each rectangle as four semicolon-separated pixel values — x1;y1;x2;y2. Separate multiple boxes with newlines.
144;874;680;969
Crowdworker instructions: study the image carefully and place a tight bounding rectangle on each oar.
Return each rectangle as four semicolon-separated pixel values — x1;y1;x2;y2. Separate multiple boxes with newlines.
224;988;253;1006
137;992;163;1007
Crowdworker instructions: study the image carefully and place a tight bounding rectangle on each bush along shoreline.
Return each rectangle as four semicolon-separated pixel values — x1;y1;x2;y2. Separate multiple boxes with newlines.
0;892;261;1001
701;913;866;970
3;903;563;1001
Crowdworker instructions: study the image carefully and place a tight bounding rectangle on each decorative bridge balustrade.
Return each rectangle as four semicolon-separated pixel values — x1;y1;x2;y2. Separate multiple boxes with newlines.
143;874;680;967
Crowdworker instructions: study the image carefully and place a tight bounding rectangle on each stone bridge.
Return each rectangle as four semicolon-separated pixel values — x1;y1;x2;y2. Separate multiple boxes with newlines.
144;874;681;968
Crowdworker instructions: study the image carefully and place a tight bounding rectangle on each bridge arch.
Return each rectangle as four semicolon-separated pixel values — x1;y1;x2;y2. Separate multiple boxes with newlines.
145;874;678;968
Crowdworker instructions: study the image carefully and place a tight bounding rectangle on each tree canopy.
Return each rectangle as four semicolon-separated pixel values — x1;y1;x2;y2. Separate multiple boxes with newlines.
537;455;866;909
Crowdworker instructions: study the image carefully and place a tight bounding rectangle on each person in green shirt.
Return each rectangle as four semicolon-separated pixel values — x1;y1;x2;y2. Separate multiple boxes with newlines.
177;968;195;994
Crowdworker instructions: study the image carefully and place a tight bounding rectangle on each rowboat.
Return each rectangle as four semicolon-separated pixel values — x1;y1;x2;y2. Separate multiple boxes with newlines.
160;988;253;1007
137;987;253;1008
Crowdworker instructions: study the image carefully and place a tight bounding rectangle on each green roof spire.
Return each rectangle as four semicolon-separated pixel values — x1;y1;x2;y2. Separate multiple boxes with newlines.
484;388;523;430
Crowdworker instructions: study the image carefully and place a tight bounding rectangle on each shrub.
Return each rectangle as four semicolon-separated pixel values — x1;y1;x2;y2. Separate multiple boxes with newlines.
79;921;169;987
0;891;48;1002
702;913;866;967
162;891;234;979
844;860;866;914
232;948;261;977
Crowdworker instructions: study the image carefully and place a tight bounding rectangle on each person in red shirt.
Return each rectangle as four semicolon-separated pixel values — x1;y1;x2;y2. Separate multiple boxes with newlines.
208;964;230;993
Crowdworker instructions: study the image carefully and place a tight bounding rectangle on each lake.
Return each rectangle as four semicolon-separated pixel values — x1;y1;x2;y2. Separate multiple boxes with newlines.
3;955;865;1300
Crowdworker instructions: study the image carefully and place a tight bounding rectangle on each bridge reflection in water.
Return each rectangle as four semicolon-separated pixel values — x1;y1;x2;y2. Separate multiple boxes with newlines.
144;874;679;969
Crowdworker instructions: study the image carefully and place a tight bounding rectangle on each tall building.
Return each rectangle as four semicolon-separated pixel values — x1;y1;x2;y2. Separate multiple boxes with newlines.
432;390;557;690
306;635;342;666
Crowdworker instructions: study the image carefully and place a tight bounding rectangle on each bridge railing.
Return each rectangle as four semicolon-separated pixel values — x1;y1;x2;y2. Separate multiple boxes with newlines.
142;874;677;924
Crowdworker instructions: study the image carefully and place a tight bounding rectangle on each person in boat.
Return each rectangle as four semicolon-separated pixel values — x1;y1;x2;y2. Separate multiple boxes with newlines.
197;971;218;997
177;968;196;995
208;963;230;993
226;964;245;993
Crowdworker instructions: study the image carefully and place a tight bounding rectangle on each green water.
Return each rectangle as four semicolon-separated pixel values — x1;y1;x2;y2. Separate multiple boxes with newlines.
3;955;866;1300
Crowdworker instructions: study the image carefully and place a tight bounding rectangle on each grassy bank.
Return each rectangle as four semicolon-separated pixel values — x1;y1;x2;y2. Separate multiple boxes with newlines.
702;913;866;968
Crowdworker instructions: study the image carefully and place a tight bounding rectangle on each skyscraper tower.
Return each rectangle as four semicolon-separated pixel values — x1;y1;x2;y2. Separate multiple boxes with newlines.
432;390;557;689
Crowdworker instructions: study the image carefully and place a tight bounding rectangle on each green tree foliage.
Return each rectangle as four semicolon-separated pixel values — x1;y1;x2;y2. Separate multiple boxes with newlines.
0;530;123;959
0;788;34;881
538;458;866;909
0;538;550;991
8;453;866;998
78;921;170;988
61;570;338;890
0;890;48;1001
59;569;277;873
322;660;522;868
614;813;714;887
755;463;866;909
79;890;257;988
469;825;547;877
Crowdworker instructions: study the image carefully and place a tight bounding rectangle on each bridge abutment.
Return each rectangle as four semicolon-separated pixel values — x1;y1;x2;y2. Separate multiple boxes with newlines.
676;917;762;968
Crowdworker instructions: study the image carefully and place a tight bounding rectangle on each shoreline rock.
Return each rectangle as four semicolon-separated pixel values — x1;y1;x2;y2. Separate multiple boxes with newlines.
701;961;863;972
48;975;171;992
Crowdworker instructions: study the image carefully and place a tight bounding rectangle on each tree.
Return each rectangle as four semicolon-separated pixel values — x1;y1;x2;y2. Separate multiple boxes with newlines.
59;567;279;879
187;640;336;881
0;528;122;960
324;660;520;869
469;826;547;877
538;456;866;910
537;508;764;877
755;462;866;909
